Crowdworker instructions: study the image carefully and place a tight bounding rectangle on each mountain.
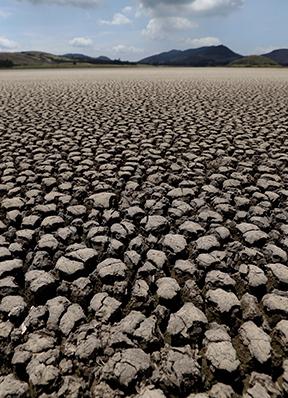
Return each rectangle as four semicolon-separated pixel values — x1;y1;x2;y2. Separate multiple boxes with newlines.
96;56;111;62
263;49;288;66
62;53;112;64
0;51;132;67
0;51;71;66
139;45;242;66
1;46;288;69
230;55;280;67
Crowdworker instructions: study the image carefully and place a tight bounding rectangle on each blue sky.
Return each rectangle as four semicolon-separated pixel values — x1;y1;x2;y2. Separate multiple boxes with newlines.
0;0;287;60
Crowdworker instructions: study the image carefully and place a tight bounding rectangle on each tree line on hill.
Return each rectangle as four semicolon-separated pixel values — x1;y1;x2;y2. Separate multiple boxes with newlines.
0;60;14;68
1;46;288;68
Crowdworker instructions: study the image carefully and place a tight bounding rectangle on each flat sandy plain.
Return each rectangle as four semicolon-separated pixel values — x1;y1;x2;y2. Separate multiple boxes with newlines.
0;68;288;397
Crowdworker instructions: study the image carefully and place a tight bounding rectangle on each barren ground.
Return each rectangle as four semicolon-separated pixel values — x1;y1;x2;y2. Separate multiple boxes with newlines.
0;68;288;398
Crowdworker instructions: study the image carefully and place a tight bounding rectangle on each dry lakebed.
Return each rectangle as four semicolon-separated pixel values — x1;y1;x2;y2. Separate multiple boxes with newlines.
0;68;288;397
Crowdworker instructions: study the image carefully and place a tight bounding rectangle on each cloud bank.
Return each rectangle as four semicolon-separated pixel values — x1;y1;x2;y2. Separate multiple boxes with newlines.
17;0;101;8
69;37;93;47
0;36;18;50
140;0;244;16
142;17;197;40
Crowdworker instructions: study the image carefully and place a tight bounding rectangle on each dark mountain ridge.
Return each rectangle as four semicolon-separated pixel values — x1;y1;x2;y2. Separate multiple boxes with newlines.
0;51;132;67
139;45;243;66
0;45;287;68
62;53;112;64
263;49;288;66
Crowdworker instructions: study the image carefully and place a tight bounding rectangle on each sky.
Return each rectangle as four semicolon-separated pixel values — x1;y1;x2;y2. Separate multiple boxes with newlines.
0;0;287;61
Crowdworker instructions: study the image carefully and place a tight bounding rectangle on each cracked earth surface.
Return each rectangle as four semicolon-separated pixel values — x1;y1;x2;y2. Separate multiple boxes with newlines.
0;68;288;397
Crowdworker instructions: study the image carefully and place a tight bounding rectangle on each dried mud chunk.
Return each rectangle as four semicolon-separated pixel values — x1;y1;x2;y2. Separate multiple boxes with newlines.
67;205;86;217
152;345;201;395
208;383;238;398
280;360;288;395
0;259;23;279
167;302;207;343
206;289;240;317
179;221;204;239
1;197;24;211
38;234;58;252
262;293;288;319
273;320;288;351
22;215;40;229
101;348;151;388
196;235;220;252
136;387;166;398
0;295;26;321
243;372;282;398
167;187;194;200
204;325;239;374
26;362;59;387
0;374;28;398
241;293;261;322
243;230;268;246
0;320;13;339
205;271;235;290
239;321;271;364
161;234;187;256
264;244;287;263
88;192;116;209
41;215;65;231
239;264;267;290
156;277;180;301
133;315;159;347
174;259;197;277
141;215;169;234
57;376;83;398
25;270;56;301
146;250;167;270
67;247;98;265
92;381;123;398
266;263;288;286
21;333;56;353
131;279;150;303
70;277;92;303
90;292;121;322
75;334;101;360
0;247;11;261
96;258;128;283
55;256;84;280
59;303;85;336
47;296;70;330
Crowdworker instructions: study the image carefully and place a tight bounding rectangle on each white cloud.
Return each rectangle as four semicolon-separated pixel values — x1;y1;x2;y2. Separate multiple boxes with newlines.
140;0;244;16
142;17;197;40
188;0;244;15
100;13;131;25
122;6;133;14
0;36;18;50
17;0;101;7
69;36;93;47
185;36;221;47
0;9;11;18
113;44;143;54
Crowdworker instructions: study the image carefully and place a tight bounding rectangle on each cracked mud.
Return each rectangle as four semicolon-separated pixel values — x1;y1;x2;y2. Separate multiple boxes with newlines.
0;68;288;397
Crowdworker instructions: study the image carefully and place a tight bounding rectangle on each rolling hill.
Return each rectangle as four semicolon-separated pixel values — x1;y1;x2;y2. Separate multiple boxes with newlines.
139;45;242;66
1;46;288;68
263;49;288;66
230;55;280;67
0;51;71;66
0;51;132;68
62;54;112;64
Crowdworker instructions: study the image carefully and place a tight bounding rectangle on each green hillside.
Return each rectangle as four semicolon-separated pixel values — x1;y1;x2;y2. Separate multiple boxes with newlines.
230;55;280;67
0;51;72;67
